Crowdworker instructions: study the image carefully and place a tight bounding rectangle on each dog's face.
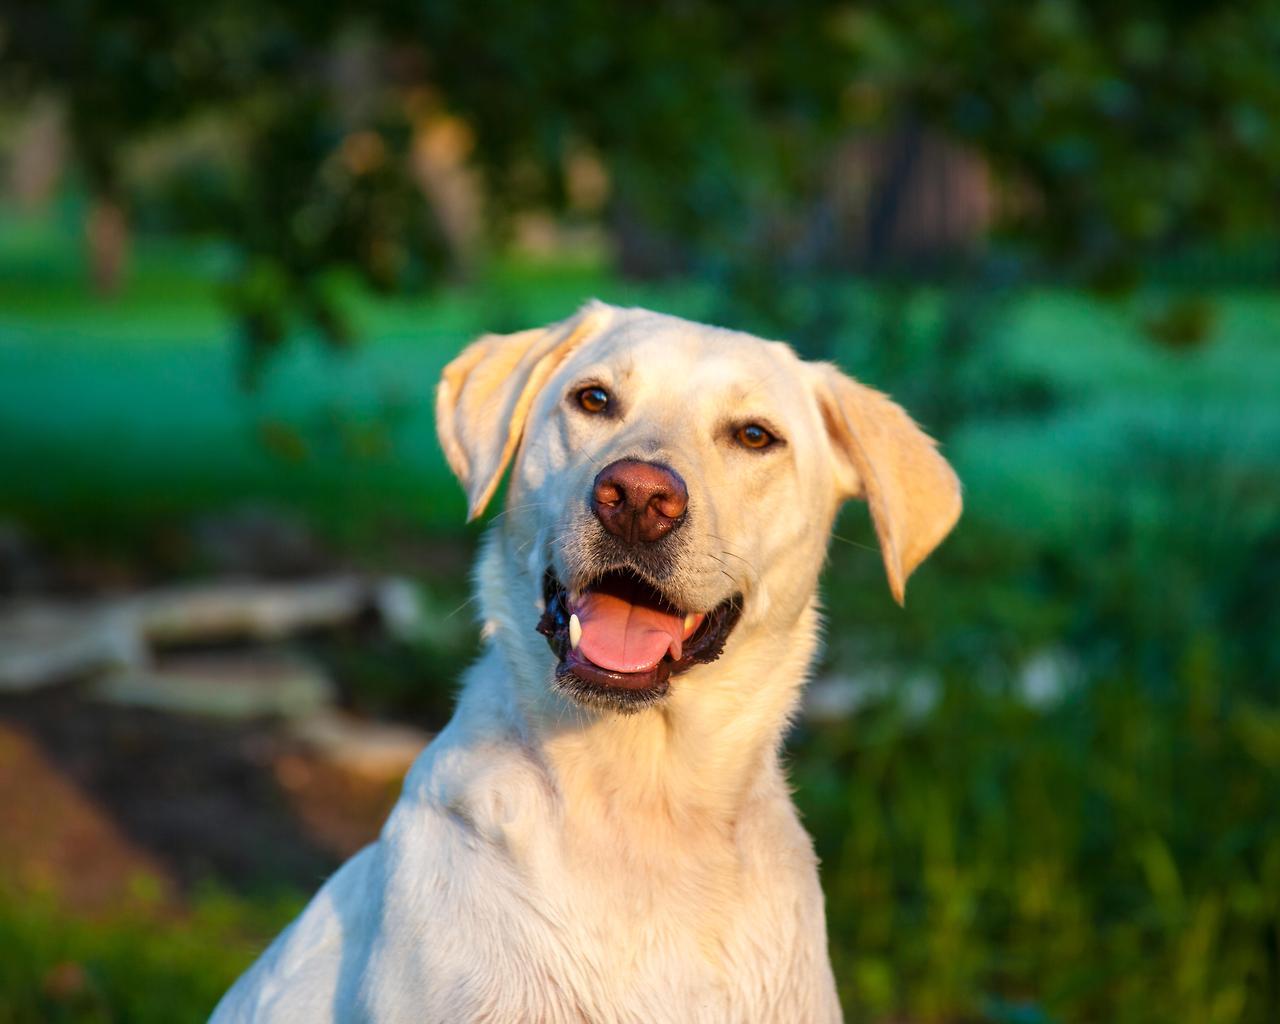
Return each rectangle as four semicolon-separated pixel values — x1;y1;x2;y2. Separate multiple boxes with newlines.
438;303;960;714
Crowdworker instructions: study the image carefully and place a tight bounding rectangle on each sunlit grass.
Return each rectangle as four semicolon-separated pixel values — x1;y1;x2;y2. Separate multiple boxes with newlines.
0;885;302;1024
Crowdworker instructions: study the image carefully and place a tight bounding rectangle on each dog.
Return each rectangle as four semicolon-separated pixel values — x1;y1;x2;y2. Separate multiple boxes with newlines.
211;302;961;1023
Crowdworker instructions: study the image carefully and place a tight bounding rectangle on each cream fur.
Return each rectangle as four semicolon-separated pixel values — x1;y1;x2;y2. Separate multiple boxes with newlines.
211;303;960;1023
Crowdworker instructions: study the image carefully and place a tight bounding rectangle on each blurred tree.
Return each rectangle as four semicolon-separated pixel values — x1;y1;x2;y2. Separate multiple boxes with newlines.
833;2;1280;286
2;0;1277;376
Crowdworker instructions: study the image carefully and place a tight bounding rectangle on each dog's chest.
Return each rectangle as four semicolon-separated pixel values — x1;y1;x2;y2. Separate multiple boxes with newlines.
365;792;824;1023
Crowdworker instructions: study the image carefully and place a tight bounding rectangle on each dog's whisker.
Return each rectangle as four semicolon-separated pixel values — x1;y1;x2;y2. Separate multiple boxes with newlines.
490;500;553;523
513;523;573;558
702;552;741;587
829;531;879;554
443;593;481;621
584;447;606;470
702;549;760;593
705;532;754;562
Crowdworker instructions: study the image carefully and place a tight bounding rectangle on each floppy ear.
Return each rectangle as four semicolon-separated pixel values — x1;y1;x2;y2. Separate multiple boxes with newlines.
436;303;612;520
810;363;961;605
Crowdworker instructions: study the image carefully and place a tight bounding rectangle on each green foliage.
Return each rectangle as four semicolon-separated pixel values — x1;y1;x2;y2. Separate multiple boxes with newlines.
836;2;1280;275
794;671;1280;1023
0;211;705;553
0;887;300;1024
794;283;1280;1021
5;0;1278;372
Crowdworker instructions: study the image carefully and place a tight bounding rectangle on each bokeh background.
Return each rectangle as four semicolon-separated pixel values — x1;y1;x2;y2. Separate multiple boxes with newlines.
2;3;1279;1021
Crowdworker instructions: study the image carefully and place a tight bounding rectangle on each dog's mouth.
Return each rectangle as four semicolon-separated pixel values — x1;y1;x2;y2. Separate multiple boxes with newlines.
536;568;742;710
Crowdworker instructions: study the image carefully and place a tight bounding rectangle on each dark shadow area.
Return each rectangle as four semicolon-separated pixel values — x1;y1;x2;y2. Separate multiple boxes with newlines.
1;688;351;894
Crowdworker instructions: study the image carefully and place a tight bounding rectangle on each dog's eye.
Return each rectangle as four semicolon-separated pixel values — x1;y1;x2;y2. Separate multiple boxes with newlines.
577;386;610;414
735;424;776;450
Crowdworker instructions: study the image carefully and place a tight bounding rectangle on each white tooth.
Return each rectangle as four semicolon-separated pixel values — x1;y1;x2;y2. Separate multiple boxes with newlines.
569;614;582;651
684;614;696;634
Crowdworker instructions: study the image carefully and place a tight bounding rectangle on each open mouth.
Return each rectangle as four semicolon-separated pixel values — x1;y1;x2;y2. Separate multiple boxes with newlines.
536;568;742;711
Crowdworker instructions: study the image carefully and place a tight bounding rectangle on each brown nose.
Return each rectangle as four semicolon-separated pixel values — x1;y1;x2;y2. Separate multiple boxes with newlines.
591;459;689;544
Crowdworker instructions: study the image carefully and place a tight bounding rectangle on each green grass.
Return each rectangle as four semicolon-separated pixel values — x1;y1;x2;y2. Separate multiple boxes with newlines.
2;203;1280;568
4;207;1277;565
0;207;722;554
0;887;301;1024
794;667;1280;1024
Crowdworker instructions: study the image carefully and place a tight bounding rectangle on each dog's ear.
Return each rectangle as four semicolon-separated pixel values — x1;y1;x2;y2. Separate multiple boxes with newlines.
436;303;612;520
810;363;961;605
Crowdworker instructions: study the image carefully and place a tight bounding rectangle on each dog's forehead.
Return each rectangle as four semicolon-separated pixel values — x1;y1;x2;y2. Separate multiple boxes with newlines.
579;308;801;398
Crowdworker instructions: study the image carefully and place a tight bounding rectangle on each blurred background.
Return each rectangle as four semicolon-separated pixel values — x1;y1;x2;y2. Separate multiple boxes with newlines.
1;2;1278;1021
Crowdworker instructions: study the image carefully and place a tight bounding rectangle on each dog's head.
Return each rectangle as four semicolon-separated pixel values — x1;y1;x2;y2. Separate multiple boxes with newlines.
437;302;960;714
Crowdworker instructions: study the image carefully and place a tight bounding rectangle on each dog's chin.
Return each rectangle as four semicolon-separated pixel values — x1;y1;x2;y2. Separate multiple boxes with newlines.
535;568;742;715
553;653;672;715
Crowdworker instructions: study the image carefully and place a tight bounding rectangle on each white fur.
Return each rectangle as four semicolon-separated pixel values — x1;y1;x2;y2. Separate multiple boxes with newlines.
212;304;960;1023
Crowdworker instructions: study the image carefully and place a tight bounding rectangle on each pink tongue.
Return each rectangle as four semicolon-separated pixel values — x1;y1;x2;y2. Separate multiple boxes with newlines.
574;592;685;673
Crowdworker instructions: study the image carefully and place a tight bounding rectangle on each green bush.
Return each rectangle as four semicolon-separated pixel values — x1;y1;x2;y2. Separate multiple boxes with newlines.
793;667;1280;1023
0;888;300;1024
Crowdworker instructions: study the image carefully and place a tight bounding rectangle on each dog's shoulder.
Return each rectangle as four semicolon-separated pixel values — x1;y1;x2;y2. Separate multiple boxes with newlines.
395;649;556;854
212;668;559;1022
209;843;381;1022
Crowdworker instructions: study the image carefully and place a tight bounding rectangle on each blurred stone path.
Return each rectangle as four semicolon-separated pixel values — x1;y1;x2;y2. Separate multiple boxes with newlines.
0;565;438;915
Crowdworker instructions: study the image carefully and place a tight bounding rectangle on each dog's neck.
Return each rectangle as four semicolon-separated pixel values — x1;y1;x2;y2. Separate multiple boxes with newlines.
467;529;821;839
538;613;818;837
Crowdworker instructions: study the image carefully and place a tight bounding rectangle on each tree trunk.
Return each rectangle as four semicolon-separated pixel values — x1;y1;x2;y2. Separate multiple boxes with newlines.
85;195;130;296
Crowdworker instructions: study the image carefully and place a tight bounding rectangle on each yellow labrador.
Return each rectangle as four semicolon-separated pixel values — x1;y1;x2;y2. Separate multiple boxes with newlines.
212;302;960;1023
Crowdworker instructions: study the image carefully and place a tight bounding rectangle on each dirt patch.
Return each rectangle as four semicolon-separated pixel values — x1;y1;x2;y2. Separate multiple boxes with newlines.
0;724;174;914
0;688;404;912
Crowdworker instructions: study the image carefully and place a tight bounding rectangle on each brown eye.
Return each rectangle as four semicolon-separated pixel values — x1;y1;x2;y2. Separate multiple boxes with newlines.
736;423;775;450
577;386;610;414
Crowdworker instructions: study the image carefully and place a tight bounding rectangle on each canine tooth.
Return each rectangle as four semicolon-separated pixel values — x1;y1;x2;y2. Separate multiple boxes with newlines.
683;613;696;634
569;614;582;651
